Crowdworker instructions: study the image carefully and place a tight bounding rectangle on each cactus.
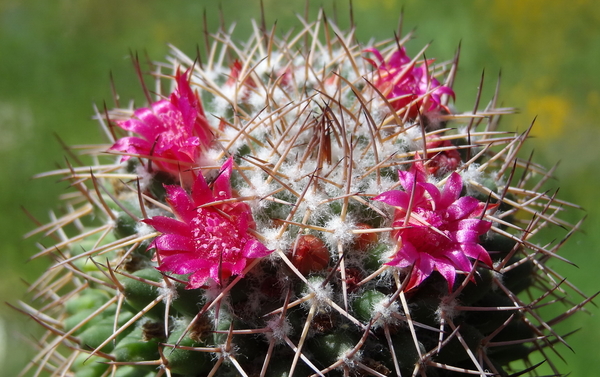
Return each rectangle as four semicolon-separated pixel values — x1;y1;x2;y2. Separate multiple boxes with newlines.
17;11;596;377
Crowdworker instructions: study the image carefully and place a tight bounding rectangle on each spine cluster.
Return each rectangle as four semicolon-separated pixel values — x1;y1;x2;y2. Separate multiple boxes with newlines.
18;12;594;377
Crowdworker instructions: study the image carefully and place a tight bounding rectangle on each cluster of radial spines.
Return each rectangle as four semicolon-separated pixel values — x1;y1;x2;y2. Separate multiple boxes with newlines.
17;11;594;377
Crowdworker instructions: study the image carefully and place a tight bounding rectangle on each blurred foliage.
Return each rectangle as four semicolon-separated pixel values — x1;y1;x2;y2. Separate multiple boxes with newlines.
2;0;598;375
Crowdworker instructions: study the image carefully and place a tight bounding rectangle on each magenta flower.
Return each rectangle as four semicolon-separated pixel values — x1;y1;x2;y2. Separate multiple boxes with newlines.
143;158;272;289
373;165;492;291
109;70;213;176
364;47;455;119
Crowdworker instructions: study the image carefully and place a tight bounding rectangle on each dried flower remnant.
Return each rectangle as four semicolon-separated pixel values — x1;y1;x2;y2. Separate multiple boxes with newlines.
374;165;492;290
423;136;462;175
109;70;213;176
290;234;330;275
144;158;272;288
226;60;258;102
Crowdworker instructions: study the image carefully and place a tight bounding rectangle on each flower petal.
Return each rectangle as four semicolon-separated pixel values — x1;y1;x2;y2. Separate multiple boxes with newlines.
461;243;493;267
165;185;196;222
373;190;410;208
191;171;214;206
109;136;152;161
171;71;199;131
143;216;190;235
118;105;165;136
187;267;211;289
363;47;385;65
242;238;272;259
420;182;441;206
446;197;481;221
439;172;462;208
435;260;457;291
157;253;201;275
443;248;473;273
153;234;194;253
411;252;435;288
453;219;492;242
398;170;416;192
213;157;234;200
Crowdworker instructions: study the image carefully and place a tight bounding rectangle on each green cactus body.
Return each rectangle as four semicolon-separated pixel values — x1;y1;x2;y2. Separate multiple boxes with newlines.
18;10;595;377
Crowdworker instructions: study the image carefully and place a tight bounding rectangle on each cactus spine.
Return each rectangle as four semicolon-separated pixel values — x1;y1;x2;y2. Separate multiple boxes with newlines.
18;11;595;377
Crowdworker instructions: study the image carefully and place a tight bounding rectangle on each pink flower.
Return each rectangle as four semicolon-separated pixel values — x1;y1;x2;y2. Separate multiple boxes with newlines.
373;165;492;291
109;70;213;176
364;47;455;119
143;158;272;289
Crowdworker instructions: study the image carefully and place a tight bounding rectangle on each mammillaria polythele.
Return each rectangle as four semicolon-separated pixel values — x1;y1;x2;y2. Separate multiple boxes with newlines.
17;10;595;377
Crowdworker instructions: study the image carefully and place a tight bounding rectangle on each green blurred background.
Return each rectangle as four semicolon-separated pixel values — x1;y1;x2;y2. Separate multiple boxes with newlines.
1;0;598;375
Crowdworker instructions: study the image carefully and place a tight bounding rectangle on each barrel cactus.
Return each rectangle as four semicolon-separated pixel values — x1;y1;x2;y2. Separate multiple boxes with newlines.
18;10;595;377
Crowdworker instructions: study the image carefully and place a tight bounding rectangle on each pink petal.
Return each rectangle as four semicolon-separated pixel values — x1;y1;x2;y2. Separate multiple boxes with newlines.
115;118;153;138
453;219;492;242
386;252;413;269
225;212;248;235
446;196;480;221
435;260;457;291
436;85;455;98
386;242;437;291
439;172;462;208
461;243;493;267
416;252;434;274
444;248;473;273
420;182;441;205
229;202;253;221
143;216;190;235
458;217;492;232
221;258;247;277
454;229;482;244
389;48;410;67
164;185;196;222
186;270;210;289
363;47;385;65
153;234;194;253
117;107;161;135
168;144;200;165
191;170;214;206
373;190;410;208
387;241;419;267
412;253;435;287
151;100;180;125
242;238;272;259
171;71;199;130
183;136;202;148
109;136;152;160
213;157;234;200
397;170;416;192
209;264;229;285
405;272;423;291
131;101;182;147
157;253;200;275
194;116;214;148
397;241;420;264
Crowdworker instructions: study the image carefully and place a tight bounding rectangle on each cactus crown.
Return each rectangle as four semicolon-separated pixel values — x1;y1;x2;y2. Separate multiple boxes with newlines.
18;10;595;377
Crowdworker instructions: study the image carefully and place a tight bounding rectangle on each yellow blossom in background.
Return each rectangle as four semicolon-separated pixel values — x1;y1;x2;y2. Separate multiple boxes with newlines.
526;95;571;139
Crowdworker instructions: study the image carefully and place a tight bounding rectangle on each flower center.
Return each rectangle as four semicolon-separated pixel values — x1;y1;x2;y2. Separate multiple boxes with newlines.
404;226;452;256
399;208;454;256
190;208;244;262
157;110;190;147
